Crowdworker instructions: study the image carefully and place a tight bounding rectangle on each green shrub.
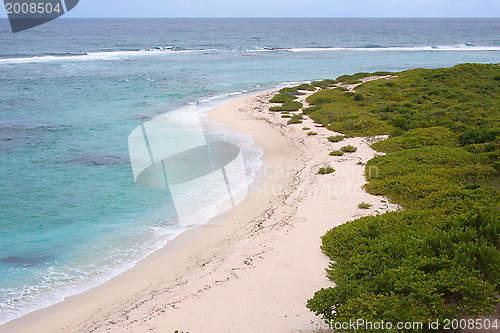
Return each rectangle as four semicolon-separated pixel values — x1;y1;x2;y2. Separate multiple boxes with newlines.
303;63;499;139
269;100;303;112
307;131;318;136
281;100;303;111
302;127;311;130
318;167;335;174
279;87;303;95
287;114;303;124
281;115;291;118
308;208;500;331
297;83;316;91
459;128;499;146
353;93;364;102
302;105;321;115
390;128;405;137
311;80;330;89
324;79;339;85
329;150;344;156
309;97;334;105
364;146;496;211
327;135;344;143
270;93;295;103
358;202;372;209
346;79;363;84
371;71;393;76
308;64;500;329
340;145;357;153
371;127;459;153
336;72;392;84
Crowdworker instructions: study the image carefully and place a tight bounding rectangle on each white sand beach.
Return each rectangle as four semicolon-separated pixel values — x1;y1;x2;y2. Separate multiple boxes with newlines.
1;88;399;333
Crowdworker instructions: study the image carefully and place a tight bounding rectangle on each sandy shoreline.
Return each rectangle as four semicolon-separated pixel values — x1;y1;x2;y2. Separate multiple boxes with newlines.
1;89;398;333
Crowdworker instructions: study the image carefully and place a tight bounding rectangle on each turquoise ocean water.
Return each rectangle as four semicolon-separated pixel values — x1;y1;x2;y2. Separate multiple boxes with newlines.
0;18;499;324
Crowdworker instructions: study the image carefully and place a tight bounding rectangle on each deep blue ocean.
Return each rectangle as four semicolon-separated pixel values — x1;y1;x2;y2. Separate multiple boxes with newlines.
0;18;499;324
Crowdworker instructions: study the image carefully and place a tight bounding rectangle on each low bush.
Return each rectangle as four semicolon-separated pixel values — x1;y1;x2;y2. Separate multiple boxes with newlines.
308;208;500;331
307;131;318;136
357;201;372;209
270;93;295;103
340;145;357;153
311;80;330;89
283;100;303;111
353;93;364;102
337;71;392;83
364;146;496;211
345;79;363;84
328;135;344;143
318;167;335;174
302;105;321;115
459;128;499;146
279;87;304;95
329;150;344;156
287;114;303;124
297;83;316;91
371;127;459;153
324;79;339;85
303;64;499;142
269;100;303;112
307;64;500;330
309;96;334;105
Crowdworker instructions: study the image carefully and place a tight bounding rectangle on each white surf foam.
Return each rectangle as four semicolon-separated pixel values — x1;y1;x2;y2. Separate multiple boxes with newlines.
287;45;500;52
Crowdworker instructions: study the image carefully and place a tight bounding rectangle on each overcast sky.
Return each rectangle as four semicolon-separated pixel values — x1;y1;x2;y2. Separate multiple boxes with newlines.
2;0;500;18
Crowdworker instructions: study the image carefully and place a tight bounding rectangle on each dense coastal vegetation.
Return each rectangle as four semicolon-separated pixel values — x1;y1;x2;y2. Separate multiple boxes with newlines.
277;63;499;332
